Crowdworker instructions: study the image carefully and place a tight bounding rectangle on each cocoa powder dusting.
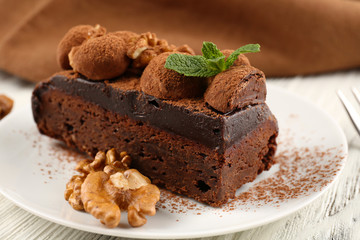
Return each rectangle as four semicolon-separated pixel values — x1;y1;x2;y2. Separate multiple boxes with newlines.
21;128;88;182
157;190;206;214
222;145;344;212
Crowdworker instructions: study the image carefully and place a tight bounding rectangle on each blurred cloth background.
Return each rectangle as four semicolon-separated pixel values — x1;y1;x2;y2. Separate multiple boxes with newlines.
0;0;359;82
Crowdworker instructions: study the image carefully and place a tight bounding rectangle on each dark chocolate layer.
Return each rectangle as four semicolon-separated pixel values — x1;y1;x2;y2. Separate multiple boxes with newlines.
33;72;276;152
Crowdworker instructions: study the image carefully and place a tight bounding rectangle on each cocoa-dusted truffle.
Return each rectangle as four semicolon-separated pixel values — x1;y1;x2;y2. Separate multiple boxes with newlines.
221;49;250;66
69;35;130;80
140;52;206;100
204;66;266;113
57;24;106;70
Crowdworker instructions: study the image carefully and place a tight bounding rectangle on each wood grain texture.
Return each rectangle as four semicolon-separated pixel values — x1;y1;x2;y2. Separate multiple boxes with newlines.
0;70;359;239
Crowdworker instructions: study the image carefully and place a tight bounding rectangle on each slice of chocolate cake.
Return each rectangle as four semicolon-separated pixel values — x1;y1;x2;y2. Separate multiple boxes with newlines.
32;71;277;207
31;25;278;207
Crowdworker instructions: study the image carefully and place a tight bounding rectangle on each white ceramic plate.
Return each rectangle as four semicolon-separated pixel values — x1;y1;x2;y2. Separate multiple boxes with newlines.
0;85;347;239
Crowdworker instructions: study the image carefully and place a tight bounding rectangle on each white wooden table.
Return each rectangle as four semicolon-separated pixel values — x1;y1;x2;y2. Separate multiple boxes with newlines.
0;70;359;239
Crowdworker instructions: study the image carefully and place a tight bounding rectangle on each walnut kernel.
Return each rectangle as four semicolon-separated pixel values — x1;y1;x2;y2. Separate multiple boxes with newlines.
64;149;160;228
127;32;195;69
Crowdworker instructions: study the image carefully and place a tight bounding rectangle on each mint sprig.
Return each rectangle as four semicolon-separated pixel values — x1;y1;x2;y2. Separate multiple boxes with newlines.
164;42;260;77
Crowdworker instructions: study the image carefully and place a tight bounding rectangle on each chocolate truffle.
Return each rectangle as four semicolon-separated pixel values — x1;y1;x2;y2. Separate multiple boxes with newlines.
140;52;206;100
69;34;130;80
204;66;266;113
57;25;106;70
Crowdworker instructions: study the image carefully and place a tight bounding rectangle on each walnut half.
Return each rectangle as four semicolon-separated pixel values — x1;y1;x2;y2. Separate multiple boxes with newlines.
64;149;160;228
127;32;195;69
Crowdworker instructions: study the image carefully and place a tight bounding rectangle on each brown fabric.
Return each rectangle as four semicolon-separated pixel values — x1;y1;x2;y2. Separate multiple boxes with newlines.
0;0;359;82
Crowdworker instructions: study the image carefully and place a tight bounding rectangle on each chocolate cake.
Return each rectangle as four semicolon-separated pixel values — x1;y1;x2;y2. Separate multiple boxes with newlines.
31;25;278;207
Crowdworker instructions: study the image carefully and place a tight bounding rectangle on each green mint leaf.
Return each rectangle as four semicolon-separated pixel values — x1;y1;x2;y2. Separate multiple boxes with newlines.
165;53;220;77
207;56;226;72
165;42;261;78
201;41;224;60
225;44;260;69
